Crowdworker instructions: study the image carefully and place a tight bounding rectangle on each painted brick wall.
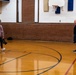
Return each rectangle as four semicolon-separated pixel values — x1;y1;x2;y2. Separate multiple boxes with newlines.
2;0;74;42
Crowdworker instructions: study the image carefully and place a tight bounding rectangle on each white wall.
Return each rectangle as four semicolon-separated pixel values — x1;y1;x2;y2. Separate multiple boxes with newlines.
35;0;76;23
34;0;39;22
0;0;22;22
0;0;16;22
18;0;22;22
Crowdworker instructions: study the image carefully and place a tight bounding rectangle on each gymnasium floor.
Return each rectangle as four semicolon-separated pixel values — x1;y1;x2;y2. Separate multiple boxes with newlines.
0;40;76;75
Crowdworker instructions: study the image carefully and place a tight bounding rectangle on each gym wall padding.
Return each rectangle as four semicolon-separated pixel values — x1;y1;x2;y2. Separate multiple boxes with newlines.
55;7;61;14
44;0;49;12
68;0;74;11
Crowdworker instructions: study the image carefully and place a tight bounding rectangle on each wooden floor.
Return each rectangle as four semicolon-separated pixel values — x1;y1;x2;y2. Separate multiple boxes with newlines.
0;40;76;75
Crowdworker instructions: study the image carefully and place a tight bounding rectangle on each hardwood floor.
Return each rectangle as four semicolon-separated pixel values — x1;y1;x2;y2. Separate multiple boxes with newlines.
0;40;76;75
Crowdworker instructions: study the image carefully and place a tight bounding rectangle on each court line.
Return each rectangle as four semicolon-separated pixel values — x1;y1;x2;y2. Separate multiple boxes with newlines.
0;52;31;66
65;58;76;75
0;52;61;73
0;45;62;74
34;45;62;75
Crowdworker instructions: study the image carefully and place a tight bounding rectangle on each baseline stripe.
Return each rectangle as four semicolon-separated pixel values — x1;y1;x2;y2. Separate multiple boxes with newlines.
65;58;76;75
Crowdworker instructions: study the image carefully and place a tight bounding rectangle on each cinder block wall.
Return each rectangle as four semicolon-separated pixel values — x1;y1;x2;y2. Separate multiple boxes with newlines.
2;0;74;42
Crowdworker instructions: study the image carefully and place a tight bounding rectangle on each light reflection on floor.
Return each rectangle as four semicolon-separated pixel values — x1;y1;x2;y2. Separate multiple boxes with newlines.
0;40;76;75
